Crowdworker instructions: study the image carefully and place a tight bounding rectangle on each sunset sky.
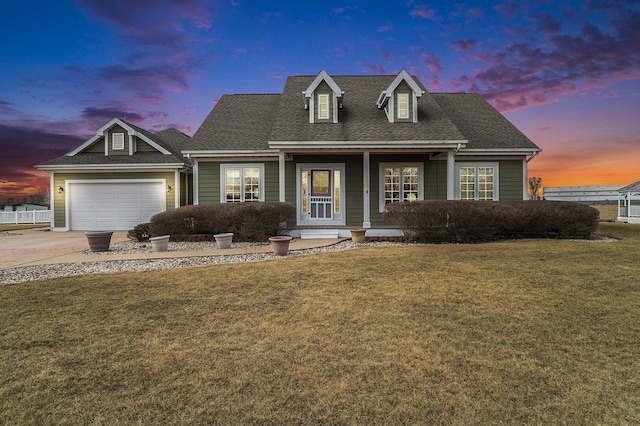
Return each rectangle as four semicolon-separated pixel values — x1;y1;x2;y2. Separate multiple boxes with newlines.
1;0;639;201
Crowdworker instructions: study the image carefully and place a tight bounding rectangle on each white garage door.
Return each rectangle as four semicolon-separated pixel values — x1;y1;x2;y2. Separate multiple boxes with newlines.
69;182;166;230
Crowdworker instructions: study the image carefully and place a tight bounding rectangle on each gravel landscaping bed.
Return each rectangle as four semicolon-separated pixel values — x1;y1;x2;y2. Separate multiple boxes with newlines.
0;240;400;285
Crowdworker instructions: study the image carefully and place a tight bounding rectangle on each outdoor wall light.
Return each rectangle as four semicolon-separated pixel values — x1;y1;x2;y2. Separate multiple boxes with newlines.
167;185;172;193
57;186;64;194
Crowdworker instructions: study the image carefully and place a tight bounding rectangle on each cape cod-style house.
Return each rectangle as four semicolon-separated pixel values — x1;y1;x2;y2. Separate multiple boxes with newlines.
37;69;541;236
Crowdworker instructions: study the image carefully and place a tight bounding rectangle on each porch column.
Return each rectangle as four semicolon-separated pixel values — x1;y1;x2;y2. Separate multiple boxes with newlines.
363;151;371;228
279;151;286;202
447;150;455;200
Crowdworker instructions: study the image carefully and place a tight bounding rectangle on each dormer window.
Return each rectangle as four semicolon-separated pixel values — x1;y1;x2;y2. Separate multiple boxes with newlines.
317;94;330;120
376;69;425;123
303;70;343;124
397;93;409;119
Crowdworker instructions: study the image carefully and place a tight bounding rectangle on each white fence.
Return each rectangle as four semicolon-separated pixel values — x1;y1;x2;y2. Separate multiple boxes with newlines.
0;210;52;225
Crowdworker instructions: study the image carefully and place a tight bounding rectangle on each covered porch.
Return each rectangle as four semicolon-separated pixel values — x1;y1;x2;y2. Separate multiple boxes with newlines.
617;181;640;223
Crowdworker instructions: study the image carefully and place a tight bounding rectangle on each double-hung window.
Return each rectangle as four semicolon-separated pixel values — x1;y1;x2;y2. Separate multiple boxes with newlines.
456;163;498;200
379;163;423;211
317;93;330;120
396;93;409;119
220;164;264;203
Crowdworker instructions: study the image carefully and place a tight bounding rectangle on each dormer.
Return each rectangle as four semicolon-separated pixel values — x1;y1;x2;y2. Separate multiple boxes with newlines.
302;70;344;123
376;69;425;123
66;118;171;157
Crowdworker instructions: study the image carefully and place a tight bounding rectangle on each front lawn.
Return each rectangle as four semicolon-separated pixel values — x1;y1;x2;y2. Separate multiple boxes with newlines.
1;222;638;424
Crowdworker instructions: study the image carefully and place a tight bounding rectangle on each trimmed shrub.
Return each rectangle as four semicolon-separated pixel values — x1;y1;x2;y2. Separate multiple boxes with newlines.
149;202;296;242
127;223;150;242
383;200;599;243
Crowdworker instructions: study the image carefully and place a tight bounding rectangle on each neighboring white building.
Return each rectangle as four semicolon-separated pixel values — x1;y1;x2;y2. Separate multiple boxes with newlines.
542;186;621;203
618;181;640;224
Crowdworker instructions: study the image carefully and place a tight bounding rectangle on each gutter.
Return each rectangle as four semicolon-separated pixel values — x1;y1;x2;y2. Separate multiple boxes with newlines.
526;151;540;163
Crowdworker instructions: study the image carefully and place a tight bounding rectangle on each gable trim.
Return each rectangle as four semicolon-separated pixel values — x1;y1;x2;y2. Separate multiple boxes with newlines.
66;118;171;156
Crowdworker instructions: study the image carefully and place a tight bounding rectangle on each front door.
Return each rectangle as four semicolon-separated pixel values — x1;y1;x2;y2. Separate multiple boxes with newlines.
297;163;345;226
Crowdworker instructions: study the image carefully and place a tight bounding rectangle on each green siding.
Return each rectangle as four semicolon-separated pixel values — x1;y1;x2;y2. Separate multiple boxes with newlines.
85;139;105;153
136;139;157;152
425;159;448;200
499;160;525;200
52;171;179;228
264;161;280;201
197;162;220;204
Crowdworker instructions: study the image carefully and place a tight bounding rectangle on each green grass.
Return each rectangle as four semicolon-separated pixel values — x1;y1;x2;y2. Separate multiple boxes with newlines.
1;222;639;424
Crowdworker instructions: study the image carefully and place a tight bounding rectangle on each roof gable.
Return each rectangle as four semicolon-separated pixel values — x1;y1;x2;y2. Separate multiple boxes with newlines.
67;118;171;156
303;69;343;102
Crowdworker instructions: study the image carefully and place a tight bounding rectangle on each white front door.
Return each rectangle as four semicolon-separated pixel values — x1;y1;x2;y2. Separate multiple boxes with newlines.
297;163;345;226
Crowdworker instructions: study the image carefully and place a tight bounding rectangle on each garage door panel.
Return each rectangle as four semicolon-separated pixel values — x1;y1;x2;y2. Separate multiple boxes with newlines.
69;182;166;230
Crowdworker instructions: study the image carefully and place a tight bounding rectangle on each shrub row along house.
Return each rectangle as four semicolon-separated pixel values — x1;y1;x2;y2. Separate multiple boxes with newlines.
37;69;541;237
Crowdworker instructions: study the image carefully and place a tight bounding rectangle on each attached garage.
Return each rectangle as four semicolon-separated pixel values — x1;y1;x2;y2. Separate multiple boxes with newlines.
68;180;166;230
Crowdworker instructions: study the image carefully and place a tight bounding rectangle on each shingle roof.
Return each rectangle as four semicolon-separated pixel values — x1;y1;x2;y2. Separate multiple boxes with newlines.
270;75;465;143
618;180;640;192
190;94;281;150
189;74;540;153
431;93;538;150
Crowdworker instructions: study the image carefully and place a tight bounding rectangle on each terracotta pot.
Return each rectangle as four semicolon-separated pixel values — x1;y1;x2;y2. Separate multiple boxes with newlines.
85;231;113;252
149;235;170;252
350;228;367;243
214;233;233;249
269;236;292;256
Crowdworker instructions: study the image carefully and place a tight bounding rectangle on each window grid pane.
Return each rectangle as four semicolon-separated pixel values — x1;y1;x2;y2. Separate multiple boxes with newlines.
460;167;475;200
384;167;401;205
397;94;409;119
478;167;494;201
318;94;329;119
334;170;341;214
402;167;419;202
226;169;241;202
244;168;260;202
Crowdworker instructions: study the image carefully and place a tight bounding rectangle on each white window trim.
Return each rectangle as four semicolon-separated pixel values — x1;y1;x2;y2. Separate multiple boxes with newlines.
219;163;265;203
396;93;410;119
379;162;424;212
454;162;499;201
317;93;330;120
112;133;125;150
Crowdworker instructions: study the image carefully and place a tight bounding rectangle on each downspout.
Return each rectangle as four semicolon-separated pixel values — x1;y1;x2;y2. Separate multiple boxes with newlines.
526;151;539;163
454;143;462;154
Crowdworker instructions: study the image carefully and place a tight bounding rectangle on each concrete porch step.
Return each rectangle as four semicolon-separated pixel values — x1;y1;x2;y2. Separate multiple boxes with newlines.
299;230;340;239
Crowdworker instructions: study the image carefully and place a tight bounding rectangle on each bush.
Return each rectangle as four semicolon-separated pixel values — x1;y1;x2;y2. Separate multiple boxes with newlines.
383;200;599;243
149;202;296;242
127;223;150;242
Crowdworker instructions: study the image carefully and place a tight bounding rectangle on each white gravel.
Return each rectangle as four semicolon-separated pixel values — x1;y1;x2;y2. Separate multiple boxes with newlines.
0;240;400;285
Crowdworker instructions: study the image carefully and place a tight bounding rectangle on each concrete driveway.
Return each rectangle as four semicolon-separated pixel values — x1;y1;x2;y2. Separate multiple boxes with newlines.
0;228;129;270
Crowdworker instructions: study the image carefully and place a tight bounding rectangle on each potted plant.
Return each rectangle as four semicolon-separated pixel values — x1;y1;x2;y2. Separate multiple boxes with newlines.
149;235;170;252
214;232;233;249
85;231;113;252
269;235;292;256
350;228;367;243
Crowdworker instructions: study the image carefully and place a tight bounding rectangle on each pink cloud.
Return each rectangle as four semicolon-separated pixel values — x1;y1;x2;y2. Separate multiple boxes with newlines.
448;39;478;52
409;5;436;19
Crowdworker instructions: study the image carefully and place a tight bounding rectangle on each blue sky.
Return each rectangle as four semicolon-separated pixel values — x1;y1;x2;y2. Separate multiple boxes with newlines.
1;0;639;199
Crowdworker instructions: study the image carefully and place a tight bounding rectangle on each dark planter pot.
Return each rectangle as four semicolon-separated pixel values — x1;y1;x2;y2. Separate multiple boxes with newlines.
269;236;292;256
85;231;113;252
